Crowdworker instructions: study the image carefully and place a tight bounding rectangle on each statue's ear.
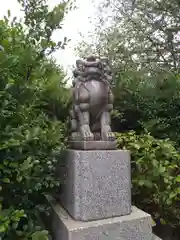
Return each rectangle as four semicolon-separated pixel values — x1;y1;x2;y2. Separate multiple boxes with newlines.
76;59;84;67
76;60;81;65
73;69;78;77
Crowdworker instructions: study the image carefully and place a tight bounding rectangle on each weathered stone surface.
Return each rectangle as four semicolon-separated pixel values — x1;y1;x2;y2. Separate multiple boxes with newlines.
69;56;116;143
68;140;117;150
56;149;131;221
47;197;160;240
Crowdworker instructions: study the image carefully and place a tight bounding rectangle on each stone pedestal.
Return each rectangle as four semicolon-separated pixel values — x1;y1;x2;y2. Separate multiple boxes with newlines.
45;148;162;240
56;149;131;221
46;195;160;240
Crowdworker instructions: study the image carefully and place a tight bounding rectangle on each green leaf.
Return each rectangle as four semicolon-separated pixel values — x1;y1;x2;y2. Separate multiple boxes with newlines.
31;230;49;240
17;175;23;182
138;179;145;186
176;175;180;182
169;192;177;199
3;178;10;183
134;143;140;149
158;166;166;174
20;157;33;171
0;224;6;233
160;218;167;225
152;159;158;167
12;222;18;229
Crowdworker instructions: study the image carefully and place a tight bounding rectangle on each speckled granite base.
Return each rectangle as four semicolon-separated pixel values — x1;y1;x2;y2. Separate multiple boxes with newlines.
47;198;161;240
56;149;131;221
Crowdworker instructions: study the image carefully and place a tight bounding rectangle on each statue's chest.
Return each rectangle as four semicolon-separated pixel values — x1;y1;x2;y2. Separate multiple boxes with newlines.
84;80;109;110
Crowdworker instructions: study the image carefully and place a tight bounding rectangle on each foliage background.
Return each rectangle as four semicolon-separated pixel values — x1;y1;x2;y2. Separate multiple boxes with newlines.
0;0;70;239
0;0;180;239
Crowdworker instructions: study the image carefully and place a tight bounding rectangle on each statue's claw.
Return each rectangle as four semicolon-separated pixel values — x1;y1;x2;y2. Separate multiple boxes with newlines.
83;131;94;141
106;132;115;141
101;125;115;141
80;125;94;141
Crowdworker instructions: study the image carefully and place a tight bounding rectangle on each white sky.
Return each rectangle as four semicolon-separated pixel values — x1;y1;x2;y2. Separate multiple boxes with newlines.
0;0;100;76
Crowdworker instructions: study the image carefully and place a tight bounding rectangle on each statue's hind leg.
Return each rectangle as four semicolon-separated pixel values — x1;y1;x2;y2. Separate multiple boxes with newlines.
101;110;115;141
101;90;115;141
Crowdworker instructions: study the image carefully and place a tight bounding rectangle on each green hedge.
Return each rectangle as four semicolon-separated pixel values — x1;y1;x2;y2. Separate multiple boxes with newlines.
113;70;180;146
116;131;180;226
0;1;69;238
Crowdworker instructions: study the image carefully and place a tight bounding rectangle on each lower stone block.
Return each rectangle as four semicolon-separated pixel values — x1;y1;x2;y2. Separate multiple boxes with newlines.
56;149;131;221
49;199;158;240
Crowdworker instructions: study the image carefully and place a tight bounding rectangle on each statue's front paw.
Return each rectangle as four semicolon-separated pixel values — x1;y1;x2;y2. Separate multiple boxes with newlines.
80;125;94;141
70;132;79;141
101;126;116;141
106;132;115;141
83;131;94;141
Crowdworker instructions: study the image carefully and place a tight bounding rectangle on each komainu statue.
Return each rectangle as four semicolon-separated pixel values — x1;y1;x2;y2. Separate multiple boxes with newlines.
69;55;116;147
